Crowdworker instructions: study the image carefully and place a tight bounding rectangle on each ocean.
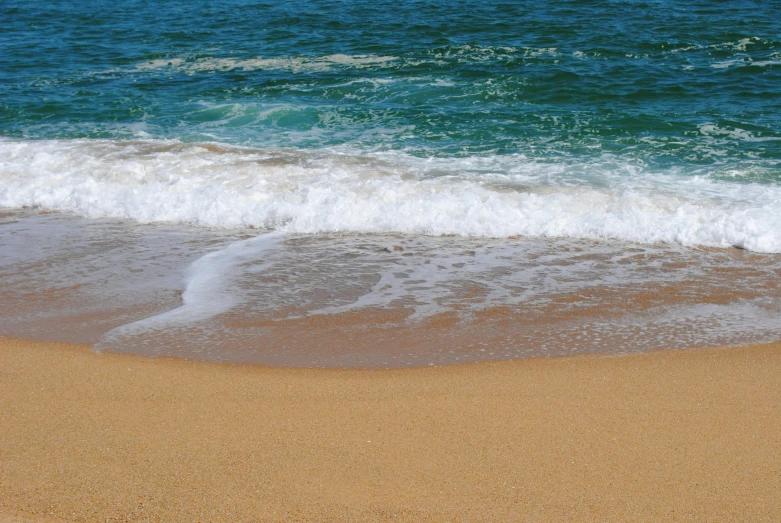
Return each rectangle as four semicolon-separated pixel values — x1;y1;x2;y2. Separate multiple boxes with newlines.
2;0;781;366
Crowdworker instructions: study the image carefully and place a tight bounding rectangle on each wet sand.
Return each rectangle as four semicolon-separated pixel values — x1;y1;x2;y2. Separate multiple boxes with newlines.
1;337;780;522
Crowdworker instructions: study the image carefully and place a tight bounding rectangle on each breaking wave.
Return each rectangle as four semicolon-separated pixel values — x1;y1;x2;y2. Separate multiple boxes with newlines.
2;138;781;252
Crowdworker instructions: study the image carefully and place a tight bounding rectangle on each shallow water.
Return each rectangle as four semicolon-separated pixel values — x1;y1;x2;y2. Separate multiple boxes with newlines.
2;209;780;367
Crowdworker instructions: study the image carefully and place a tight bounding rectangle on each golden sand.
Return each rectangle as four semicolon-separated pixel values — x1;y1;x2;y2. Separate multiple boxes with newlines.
1;337;780;521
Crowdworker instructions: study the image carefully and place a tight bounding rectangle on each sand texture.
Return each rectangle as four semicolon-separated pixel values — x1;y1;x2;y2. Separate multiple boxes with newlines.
1;337;780;522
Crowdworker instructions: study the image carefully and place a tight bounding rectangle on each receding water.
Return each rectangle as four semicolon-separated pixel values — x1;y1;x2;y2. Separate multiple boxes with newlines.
2;210;780;367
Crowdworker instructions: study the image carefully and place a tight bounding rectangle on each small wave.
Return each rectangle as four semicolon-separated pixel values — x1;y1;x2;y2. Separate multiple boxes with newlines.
711;57;781;69
118;45;568;76
119;54;399;75
1;138;781;252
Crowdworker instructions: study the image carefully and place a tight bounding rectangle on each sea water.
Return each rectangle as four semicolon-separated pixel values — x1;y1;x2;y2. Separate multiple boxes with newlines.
2;0;780;366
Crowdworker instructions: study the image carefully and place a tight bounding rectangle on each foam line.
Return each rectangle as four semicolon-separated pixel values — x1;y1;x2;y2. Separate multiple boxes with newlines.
98;231;282;341
2;138;781;252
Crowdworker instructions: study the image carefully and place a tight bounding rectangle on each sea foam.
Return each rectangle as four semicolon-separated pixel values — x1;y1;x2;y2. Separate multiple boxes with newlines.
2;138;781;252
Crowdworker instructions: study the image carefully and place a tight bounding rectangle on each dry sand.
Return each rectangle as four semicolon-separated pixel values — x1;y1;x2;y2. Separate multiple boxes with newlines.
1;337;780;522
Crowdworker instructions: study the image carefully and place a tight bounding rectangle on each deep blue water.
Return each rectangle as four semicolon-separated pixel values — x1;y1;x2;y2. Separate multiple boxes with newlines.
2;0;780;164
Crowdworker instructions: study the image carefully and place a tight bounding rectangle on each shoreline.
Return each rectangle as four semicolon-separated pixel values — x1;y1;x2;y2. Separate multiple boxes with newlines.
2;337;780;521
6;208;781;369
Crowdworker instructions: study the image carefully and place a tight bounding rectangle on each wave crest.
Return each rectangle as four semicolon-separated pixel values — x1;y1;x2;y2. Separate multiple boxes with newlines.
2;138;780;252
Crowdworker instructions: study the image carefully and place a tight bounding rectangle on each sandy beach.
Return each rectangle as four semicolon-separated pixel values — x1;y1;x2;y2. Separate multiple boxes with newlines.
1;337;780;521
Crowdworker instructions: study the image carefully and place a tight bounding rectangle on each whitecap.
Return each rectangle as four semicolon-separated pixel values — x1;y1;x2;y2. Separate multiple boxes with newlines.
2;138;780;252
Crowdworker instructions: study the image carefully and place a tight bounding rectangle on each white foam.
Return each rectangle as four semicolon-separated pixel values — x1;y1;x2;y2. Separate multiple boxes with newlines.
121;54;398;75
710;59;742;69
698;123;781;142
2;138;781;252
100;231;281;339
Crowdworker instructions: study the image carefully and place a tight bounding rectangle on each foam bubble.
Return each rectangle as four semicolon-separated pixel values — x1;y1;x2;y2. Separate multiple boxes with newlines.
698;123;781;142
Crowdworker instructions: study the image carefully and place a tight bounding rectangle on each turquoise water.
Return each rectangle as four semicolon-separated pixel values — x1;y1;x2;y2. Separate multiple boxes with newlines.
3;0;780;163
3;1;781;366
